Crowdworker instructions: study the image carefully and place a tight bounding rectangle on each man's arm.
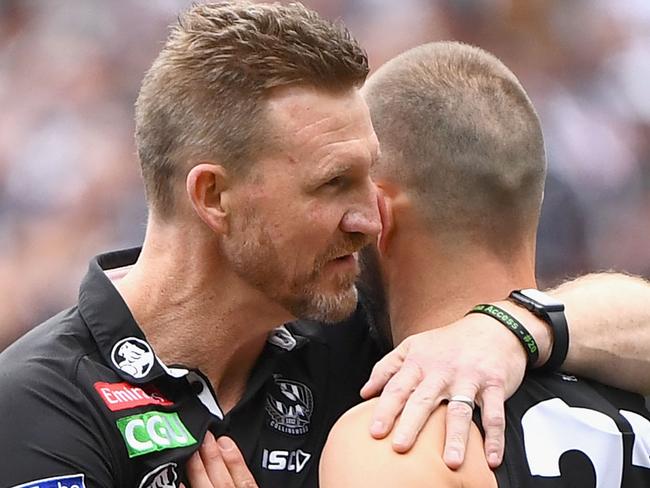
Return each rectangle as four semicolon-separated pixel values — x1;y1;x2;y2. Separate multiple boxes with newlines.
492;272;650;392
0;370;118;487
550;272;650;393
319;399;497;488
362;272;650;468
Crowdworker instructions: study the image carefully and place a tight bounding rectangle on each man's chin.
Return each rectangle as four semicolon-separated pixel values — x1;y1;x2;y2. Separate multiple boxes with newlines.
292;286;359;323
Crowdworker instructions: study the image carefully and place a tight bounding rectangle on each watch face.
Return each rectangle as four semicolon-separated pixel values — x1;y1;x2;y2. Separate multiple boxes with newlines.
520;288;564;310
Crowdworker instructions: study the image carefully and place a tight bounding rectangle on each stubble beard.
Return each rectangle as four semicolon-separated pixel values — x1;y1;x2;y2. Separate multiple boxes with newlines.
287;266;359;323
224;217;363;323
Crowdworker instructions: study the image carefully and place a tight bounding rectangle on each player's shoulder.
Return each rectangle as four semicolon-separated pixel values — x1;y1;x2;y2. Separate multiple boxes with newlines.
510;371;649;416
0;306;97;398
321;400;494;488
0;309;120;487
325;398;379;440
326;398;447;450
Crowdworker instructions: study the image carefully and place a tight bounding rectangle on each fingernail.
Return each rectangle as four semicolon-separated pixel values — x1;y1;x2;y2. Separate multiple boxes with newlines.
488;452;499;465
204;431;216;446
370;420;385;436
393;434;409;449
446;450;461;463
217;436;234;451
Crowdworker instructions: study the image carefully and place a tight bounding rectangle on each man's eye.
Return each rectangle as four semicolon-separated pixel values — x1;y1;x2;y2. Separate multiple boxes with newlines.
324;176;344;187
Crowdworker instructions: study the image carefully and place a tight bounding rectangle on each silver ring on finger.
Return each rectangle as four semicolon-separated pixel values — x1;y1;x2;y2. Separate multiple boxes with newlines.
448;395;475;410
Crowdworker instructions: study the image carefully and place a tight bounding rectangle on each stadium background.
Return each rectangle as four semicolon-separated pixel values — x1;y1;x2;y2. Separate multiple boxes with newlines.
0;0;648;350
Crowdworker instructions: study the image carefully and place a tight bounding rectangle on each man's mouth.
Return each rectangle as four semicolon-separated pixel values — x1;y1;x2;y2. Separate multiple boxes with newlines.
328;252;358;268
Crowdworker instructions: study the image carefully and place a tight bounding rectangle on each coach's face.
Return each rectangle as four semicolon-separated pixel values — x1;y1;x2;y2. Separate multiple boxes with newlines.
223;85;381;322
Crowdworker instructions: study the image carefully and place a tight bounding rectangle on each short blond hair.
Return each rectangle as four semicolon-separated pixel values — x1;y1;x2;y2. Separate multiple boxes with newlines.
364;42;546;254
135;1;368;217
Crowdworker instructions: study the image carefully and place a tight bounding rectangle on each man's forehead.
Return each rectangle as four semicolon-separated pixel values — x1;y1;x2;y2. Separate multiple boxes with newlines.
265;85;372;140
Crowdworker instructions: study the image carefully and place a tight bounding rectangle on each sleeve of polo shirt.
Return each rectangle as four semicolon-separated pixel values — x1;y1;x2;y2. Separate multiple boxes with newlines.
0;358;120;488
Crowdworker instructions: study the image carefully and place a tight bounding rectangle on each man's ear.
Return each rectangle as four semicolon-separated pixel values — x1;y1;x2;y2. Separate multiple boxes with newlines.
376;185;394;255
186;163;230;234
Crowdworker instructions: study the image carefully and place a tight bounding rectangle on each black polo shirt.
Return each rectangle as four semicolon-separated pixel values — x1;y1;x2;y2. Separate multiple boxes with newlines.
0;248;381;488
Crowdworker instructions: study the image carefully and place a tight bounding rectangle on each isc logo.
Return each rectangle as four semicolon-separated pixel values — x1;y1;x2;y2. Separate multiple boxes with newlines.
261;449;311;473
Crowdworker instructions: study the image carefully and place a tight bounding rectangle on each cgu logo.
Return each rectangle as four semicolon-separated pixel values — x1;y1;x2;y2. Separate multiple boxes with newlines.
116;411;197;458
262;449;311;473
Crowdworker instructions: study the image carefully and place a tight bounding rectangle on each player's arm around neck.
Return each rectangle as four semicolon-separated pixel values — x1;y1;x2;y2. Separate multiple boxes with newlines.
551;272;650;394
319;399;497;488
477;272;650;394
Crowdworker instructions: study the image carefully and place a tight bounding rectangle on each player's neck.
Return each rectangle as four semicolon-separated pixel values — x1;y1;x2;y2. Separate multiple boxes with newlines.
384;233;536;345
113;220;292;411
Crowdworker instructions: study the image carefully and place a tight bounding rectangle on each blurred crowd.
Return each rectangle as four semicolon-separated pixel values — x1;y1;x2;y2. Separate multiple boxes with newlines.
1;0;648;350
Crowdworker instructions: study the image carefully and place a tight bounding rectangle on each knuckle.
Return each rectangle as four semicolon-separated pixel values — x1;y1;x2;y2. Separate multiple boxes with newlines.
403;361;425;382
484;438;503;452
382;368;398;381
385;382;411;397
400;336;415;349
445;431;467;448
373;362;399;380
484;413;506;430
221;450;241;465
483;376;506;390
427;376;449;393
413;388;438;408
202;446;221;463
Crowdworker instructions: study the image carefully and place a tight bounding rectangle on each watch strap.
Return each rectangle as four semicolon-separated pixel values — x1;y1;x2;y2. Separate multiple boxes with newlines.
508;289;569;372
539;308;569;372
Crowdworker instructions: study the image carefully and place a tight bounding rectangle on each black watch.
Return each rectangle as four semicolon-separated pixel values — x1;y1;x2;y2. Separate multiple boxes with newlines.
508;289;569;372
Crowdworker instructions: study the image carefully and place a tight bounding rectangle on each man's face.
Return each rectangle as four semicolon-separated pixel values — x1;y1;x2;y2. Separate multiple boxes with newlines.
223;86;381;322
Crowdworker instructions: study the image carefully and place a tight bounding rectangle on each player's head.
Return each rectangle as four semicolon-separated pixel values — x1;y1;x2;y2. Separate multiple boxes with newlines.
136;1;368;218
363;41;546;259
135;2;379;322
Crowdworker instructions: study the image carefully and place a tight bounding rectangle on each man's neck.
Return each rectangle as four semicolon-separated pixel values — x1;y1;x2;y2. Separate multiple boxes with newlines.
113;224;292;412
384;233;537;345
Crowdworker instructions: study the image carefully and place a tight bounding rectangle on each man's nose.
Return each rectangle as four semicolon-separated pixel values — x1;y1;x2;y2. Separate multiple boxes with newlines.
340;184;382;238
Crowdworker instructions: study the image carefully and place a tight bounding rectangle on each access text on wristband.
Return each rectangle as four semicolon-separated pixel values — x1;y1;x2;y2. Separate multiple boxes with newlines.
466;304;539;368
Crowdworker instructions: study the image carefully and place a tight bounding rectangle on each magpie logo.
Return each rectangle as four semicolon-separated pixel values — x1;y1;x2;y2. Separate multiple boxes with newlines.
265;376;313;435
111;337;155;379
138;463;178;488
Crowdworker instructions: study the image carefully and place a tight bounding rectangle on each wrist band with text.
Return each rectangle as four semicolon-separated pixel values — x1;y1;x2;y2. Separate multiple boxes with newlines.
466;304;539;368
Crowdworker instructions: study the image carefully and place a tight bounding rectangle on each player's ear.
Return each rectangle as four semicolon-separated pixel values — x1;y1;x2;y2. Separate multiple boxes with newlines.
376;185;393;255
186;163;230;235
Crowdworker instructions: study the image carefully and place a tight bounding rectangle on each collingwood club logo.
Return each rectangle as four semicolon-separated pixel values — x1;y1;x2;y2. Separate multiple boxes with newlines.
138;462;178;488
265;375;313;435
111;337;155;379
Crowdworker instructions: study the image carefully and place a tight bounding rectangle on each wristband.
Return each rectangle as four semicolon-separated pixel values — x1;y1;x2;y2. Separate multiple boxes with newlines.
466;304;539;368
